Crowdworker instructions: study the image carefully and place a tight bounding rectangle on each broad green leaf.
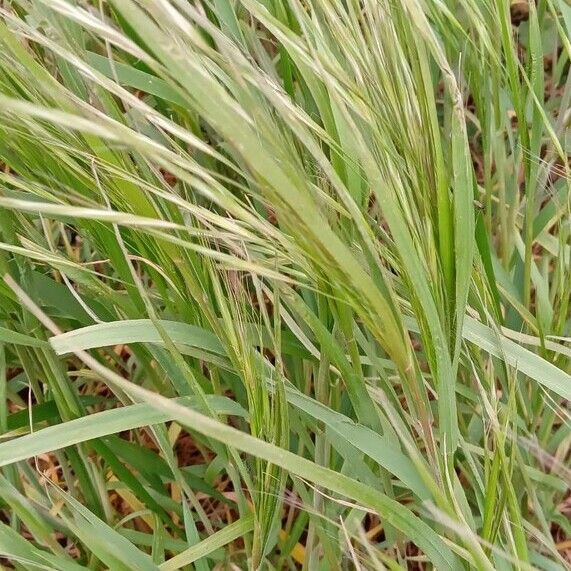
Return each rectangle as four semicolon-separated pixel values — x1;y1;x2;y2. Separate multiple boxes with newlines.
0;395;246;466
463;316;571;400
160;514;254;571
86;52;188;107
0;326;49;348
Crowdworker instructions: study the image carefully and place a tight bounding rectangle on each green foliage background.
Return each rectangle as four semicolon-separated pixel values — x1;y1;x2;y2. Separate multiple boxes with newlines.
0;0;569;569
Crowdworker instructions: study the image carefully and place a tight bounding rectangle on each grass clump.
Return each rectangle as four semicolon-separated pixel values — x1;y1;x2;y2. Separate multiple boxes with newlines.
0;0;569;569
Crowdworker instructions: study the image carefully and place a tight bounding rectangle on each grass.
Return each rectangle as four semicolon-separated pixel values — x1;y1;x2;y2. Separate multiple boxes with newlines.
0;0;569;568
